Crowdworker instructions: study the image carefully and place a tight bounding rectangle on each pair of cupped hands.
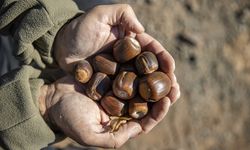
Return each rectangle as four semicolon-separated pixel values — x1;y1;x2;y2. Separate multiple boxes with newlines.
39;4;180;148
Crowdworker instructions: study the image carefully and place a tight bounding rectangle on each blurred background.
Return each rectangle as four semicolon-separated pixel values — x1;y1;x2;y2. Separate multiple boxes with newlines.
0;0;249;149
51;0;250;149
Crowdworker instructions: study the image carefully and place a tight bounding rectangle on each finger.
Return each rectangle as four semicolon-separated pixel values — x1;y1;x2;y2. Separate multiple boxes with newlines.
166;73;180;104
86;121;142;148
168;81;181;104
136;33;175;73
93;4;144;33
116;4;144;33
97;105;110;125
167;72;177;83
126;31;136;38
139;97;171;133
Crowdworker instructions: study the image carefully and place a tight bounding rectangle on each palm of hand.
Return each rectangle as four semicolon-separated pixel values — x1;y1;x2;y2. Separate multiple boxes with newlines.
48;76;111;146
48;76;146;148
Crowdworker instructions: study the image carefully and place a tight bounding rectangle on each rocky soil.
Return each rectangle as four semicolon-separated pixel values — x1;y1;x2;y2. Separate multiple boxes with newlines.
52;0;250;149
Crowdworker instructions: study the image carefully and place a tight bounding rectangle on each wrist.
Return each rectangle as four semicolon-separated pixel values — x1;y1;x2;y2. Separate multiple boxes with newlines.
39;84;59;131
39;85;49;119
54;23;67;69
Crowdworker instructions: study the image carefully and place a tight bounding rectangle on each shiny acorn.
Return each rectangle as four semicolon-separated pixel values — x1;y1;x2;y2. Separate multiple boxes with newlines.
92;54;119;75
113;71;138;100
86;72;111;101
113;36;141;63
75;60;93;83
136;51;159;74
139;71;171;102
129;97;148;119
101;92;127;116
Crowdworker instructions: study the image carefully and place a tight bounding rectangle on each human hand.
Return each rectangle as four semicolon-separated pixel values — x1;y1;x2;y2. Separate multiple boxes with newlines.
39;32;180;148
125;32;180;134
48;3;180;148
39;76;142;148
39;77;179;149
54;4;144;73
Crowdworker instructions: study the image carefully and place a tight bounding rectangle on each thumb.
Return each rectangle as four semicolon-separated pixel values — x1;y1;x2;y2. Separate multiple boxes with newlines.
93;4;145;33
117;4;145;33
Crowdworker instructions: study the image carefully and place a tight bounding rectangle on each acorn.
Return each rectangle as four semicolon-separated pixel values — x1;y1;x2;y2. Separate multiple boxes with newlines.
92;54;119;75
113;71;138;100
101;92;127;116
75;60;93;83
113;36;141;63
136;51;159;74
139;71;171;102
129;97;148;119
86;72;111;101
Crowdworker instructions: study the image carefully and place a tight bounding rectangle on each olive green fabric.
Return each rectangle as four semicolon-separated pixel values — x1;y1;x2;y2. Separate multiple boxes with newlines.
0;0;82;149
0;0;82;68
0;66;56;149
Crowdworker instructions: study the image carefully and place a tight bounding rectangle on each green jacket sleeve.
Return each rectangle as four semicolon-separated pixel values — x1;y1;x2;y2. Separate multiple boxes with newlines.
0;66;55;150
0;0;82;68
0;0;82;149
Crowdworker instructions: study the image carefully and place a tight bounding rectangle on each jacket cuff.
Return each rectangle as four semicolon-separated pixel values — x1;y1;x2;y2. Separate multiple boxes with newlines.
33;0;83;67
0;0;82;68
0;66;55;149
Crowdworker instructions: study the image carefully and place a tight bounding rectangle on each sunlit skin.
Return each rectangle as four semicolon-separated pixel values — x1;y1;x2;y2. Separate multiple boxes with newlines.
54;4;144;73
39;4;180;149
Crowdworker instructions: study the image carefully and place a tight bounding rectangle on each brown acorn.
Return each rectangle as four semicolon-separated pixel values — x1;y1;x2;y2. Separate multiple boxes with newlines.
86;72;111;101
75;60;93;83
101;92;127;116
113;36;141;63
136;51;159;74
92;54;119;75
129;97;148;119
113;71;138;100
139;71;171;102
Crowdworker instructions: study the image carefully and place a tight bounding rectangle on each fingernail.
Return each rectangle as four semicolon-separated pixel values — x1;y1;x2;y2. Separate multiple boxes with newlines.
177;89;181;99
173;75;177;82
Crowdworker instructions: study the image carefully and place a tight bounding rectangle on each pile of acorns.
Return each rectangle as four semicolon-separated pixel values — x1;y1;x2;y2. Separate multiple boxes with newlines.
74;36;171;132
